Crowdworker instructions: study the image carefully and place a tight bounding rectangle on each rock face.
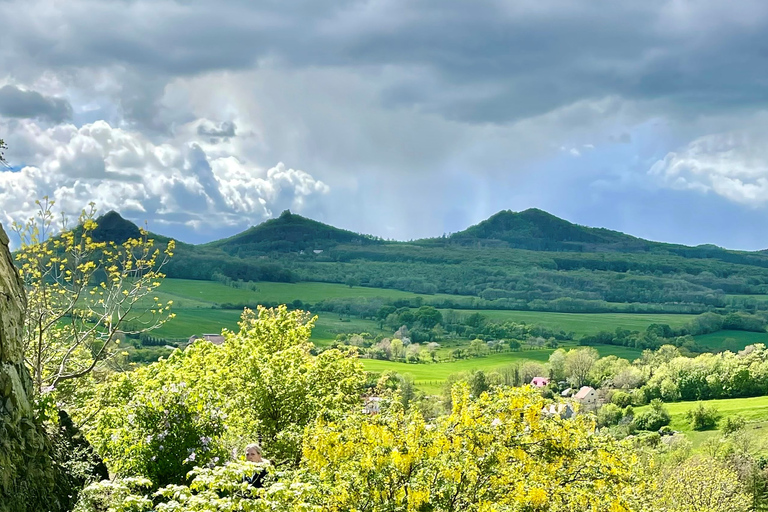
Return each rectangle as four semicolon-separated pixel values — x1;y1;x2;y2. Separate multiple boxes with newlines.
0;223;106;512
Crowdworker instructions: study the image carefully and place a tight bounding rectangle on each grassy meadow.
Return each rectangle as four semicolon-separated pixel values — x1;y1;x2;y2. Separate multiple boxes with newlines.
361;344;643;394
693;330;768;351
641;396;768;431
472;310;698;337
155;278;464;306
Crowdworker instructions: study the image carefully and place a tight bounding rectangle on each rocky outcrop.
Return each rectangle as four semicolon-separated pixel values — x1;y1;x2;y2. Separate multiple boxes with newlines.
0;223;105;512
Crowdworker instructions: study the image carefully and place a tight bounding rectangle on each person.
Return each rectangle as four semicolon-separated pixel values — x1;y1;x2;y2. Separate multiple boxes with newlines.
243;443;270;489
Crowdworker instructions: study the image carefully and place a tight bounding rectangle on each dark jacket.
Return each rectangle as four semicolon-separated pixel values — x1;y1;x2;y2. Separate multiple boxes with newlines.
244;467;267;489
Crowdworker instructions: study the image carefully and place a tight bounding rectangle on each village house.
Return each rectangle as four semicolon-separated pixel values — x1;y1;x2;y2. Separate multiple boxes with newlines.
530;377;550;388
573;386;598;408
541;402;575;420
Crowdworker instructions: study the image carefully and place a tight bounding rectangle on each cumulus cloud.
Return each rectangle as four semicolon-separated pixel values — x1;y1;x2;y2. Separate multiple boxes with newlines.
2;0;768;243
0;85;72;123
650;131;768;206
0;120;329;230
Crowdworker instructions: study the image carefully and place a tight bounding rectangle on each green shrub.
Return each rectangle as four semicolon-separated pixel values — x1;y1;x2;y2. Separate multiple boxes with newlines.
722;415;746;436
611;391;632;408
597;404;623;427
685;403;720;431
633;399;670;431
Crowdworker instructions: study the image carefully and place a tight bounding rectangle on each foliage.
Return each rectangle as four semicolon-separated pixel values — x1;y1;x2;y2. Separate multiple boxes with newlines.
289;384;646;511
651;456;750;512
88;374;227;488
222;306;366;465
633;399;671;431
722;415;746;436
82;306;366;487
597;403;624;427
684;403;721;431
13;198;174;396
74;478;153;512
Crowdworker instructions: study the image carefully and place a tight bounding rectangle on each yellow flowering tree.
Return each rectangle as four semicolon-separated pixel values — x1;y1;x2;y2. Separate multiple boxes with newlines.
12;198;175;395
291;384;646;512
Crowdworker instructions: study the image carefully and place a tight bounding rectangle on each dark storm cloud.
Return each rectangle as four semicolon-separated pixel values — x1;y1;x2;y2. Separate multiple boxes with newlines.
3;0;768;125
197;120;236;139
0;85;72;123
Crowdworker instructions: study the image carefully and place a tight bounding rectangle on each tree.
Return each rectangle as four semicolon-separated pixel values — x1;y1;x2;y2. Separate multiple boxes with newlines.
653;456;750;512
565;347;599;387
0;138;6;164
84;306;366;481
469;337;490;357
548;348;567;381
415;305;442;329
290;385;647;511
13;199;175;396
390;338;405;359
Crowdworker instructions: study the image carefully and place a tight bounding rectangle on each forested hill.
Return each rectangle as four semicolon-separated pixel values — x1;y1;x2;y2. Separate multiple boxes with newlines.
86;209;768;313
206;209;383;255
445;208;645;251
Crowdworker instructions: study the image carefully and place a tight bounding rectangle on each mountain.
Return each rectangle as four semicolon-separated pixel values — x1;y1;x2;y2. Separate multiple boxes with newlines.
64;207;768;312
447;208;650;252
207;209;383;255
89;211;178;246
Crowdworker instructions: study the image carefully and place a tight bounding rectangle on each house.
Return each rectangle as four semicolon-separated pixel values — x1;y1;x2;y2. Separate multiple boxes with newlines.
573;386;598;407
188;334;225;345
561;387;573;397
530;377;550;388
363;396;382;415
541;403;575;420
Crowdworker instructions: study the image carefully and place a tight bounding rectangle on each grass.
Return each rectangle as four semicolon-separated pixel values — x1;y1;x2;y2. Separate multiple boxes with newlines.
460;310;698;337
361;344;642;394
156;278;463;306
151;307;385;345
693;330;768;351
361;351;553;394
637;396;768;432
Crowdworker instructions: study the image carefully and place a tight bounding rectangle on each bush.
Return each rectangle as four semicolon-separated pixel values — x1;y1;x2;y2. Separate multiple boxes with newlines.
633;399;670;431
597;404;624;427
685;403;720;431
722;415;746;436
611;391;632;408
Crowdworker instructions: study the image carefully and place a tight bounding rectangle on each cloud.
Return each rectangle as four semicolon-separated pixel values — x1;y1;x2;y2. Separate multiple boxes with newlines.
650;130;768;206
0;85;72;123
0;120;329;230
2;0;768;244
197;120;237;140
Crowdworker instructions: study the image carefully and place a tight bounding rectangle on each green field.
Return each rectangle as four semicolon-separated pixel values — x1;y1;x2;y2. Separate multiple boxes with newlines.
156;278;463;306
693;330;768;351
637;396;768;432
361;344;642;394
152;308;384;344
464;310;697;337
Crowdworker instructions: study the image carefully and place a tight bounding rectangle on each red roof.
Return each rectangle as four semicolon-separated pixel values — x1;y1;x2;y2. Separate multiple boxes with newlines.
531;377;550;387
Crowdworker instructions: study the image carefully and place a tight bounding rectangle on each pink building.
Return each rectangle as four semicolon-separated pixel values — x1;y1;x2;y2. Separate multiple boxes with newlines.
530;377;550;388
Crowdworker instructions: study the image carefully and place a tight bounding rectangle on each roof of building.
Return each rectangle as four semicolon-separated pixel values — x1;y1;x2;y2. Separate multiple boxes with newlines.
574;386;595;400
530;377;550;387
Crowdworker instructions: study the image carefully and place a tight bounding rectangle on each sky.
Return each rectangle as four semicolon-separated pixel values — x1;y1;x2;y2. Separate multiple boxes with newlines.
3;1;768;250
